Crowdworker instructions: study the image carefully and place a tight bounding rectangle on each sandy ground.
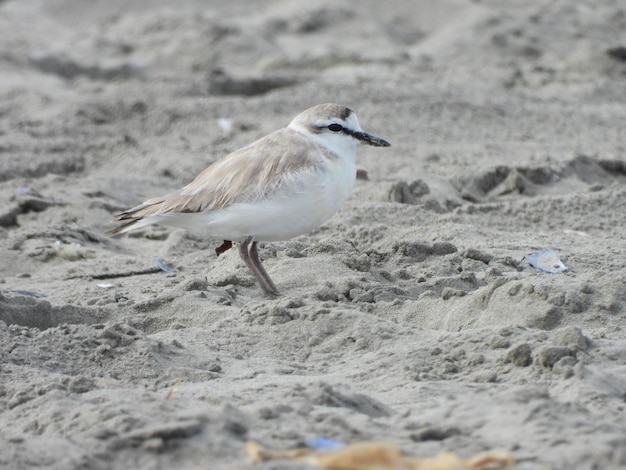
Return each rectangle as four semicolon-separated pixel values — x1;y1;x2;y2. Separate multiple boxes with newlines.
1;0;626;469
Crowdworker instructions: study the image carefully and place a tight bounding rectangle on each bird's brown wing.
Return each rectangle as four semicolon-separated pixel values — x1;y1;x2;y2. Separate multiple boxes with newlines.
109;128;323;235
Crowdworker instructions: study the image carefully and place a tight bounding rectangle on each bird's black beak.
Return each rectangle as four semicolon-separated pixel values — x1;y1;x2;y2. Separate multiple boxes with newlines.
354;131;391;147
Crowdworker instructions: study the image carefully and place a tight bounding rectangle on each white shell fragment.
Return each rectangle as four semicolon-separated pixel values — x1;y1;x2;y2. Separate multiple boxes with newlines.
155;258;176;273
522;250;568;274
217;117;234;135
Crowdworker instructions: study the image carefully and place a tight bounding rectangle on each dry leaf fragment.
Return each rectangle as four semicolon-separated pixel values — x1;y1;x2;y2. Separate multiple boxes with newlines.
244;441;513;470
165;376;183;400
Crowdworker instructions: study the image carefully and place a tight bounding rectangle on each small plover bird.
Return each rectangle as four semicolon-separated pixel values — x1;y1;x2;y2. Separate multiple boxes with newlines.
109;103;390;295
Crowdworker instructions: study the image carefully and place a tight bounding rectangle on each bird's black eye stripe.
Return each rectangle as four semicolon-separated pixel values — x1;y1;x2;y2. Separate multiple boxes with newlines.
327;123;343;132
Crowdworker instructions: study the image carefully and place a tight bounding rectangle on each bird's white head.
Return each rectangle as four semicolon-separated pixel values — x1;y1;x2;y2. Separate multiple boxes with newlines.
288;103;390;158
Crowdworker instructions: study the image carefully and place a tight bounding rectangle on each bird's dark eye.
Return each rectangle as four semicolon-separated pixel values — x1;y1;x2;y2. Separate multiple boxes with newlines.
327;123;343;132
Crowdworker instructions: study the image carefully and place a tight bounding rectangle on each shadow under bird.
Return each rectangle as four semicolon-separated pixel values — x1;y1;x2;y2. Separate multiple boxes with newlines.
108;103;390;296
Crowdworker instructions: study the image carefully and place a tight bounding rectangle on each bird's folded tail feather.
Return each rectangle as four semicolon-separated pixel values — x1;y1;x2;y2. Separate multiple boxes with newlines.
107;200;165;236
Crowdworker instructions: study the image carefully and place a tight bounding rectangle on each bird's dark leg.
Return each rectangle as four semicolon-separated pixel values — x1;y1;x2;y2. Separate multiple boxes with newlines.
238;236;280;296
215;240;233;256
248;241;279;296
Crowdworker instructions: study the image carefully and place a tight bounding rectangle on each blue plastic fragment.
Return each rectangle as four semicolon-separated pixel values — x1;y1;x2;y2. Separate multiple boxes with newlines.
7;289;47;298
522;250;568;274
155;258;176;273
304;437;345;451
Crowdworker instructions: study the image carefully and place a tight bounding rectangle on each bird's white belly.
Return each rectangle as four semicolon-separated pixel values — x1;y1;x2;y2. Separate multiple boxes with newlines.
168;160;356;242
